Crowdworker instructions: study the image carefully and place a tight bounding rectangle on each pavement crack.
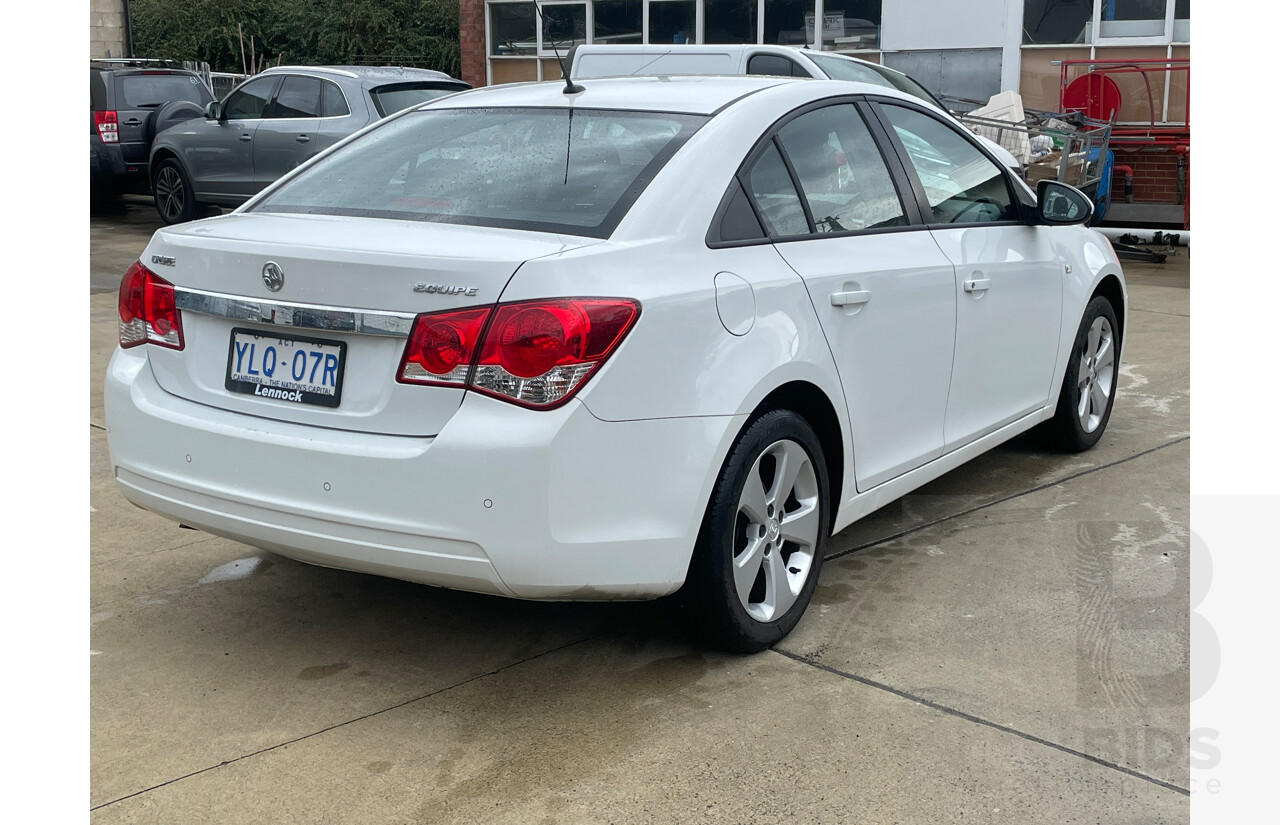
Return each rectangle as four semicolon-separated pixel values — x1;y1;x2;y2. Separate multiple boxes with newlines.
828;436;1189;562
771;647;1189;796
1129;308;1189;318
90;422;106;431
89;632;604;812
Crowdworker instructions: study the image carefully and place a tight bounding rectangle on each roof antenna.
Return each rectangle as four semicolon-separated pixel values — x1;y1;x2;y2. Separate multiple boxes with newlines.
533;2;585;94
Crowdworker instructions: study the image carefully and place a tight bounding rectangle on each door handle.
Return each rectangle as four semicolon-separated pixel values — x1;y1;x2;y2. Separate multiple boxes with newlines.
831;290;871;307
123;118;142;126
963;278;992;293
239;134;253;142
295;135;311;143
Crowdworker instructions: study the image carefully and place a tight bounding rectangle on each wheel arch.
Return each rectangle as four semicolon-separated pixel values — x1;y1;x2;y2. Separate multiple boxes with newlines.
1091;272;1126;346
745;380;846;532
149;147;181;185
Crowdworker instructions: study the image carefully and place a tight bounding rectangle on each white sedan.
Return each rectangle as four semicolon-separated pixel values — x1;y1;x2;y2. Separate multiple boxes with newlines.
105;76;1124;652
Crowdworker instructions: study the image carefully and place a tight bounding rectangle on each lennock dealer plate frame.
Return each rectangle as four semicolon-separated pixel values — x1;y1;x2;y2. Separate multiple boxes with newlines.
225;328;347;408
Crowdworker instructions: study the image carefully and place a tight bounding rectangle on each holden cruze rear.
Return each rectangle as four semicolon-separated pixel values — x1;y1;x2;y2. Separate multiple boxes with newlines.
104;97;735;600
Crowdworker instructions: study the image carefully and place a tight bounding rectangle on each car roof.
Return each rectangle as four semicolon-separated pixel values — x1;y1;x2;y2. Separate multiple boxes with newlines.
259;65;464;88
427;75;809;115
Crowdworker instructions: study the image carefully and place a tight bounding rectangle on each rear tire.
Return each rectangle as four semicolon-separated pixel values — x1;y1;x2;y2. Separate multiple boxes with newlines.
1042;295;1120;452
153;158;201;225
684;410;829;653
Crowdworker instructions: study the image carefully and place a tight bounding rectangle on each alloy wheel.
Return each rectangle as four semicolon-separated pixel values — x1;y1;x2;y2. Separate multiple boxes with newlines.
155;166;185;223
732;439;820;622
1076;315;1115;433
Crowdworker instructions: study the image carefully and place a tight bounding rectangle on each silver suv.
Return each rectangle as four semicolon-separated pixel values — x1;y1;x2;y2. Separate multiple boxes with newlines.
148;65;469;224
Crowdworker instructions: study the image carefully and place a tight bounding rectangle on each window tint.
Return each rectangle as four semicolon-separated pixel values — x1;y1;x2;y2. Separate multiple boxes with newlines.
322;81;350;117
270;76;323;118
369;83;465;118
714;180;766;243
746;142;809;238
880;105;1016;224
252;107;706;238
747;54;803;77
224;77;278;120
777;105;906;233
119;74;213;108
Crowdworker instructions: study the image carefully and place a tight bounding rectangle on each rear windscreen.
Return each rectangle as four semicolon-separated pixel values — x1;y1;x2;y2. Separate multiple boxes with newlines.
369;83;468;117
119;74;214;108
252;107;707;238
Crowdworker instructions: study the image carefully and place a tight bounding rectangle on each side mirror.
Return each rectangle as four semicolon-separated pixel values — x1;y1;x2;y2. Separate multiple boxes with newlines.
1036;179;1093;226
205;101;223;121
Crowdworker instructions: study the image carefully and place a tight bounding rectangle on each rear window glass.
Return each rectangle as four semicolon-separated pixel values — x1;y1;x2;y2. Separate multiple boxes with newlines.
252;107;707;238
119;74;213;108
369;83;467;117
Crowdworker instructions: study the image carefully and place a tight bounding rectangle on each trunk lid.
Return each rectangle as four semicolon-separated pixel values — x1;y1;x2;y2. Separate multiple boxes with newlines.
142;212;600;436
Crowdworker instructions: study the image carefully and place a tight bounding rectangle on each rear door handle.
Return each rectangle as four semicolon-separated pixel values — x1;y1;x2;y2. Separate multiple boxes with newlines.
963;278;992;293
831;290;871;307
123;118;142;126
239;134;252;142
296;135;310;143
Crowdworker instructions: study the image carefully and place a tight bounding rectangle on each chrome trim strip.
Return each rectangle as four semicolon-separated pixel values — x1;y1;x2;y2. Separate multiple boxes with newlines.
174;287;416;337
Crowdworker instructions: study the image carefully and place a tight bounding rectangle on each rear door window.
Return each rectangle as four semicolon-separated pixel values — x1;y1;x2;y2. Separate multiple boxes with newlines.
322;81;350;117
776;105;907;233
268;76;323;118
745;142;809;238
119;74;213;107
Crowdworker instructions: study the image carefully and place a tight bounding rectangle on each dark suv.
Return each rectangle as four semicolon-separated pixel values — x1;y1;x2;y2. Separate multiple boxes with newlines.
90;60;215;205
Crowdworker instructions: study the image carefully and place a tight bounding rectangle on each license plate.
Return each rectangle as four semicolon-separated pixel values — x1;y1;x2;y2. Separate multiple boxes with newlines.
225;329;346;408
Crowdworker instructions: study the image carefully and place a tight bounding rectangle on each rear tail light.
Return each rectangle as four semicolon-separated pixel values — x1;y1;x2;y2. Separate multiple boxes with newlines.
398;298;639;409
95;110;118;144
118;261;184;350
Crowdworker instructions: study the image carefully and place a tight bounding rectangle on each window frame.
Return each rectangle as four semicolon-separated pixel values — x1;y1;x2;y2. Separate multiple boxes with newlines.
1090;0;1179;48
865;97;1029;230
707;95;929;249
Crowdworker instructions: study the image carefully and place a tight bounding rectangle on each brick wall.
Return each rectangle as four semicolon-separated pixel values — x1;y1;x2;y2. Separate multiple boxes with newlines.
1108;146;1187;205
460;0;487;87
90;0;128;59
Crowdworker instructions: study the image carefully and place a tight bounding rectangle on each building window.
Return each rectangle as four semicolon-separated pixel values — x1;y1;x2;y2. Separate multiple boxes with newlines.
593;0;643;44
541;2;589;54
1022;1;1189;46
491;3;538;55
764;0;812;46
705;0;757;45
814;1;881;51
649;1;697;45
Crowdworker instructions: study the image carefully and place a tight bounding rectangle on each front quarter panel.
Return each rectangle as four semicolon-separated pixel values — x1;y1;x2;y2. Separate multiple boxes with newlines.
1046;226;1128;417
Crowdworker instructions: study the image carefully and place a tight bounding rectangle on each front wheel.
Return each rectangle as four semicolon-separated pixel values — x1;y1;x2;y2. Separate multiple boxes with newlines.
152;158;201;225
685;410;829;653
1042;295;1120;452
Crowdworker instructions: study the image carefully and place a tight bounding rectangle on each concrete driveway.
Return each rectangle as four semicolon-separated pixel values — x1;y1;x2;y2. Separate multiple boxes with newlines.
90;203;1189;823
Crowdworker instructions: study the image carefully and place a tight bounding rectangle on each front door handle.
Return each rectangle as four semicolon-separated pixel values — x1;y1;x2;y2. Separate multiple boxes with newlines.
295;135;310;143
963;278;992;293
831;290;871;307
239;134;253;142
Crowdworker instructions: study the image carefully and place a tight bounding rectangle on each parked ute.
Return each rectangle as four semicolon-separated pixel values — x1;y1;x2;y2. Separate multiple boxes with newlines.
148;65;470;225
90;60;216;205
106;76;1124;652
567;44;1023;173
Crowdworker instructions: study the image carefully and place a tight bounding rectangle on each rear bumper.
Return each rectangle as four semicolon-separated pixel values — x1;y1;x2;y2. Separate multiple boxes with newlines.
91;140;149;193
104;346;741;600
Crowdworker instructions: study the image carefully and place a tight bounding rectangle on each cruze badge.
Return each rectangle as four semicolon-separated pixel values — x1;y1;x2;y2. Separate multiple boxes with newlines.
150;254;175;267
414;284;479;296
262;261;285;292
